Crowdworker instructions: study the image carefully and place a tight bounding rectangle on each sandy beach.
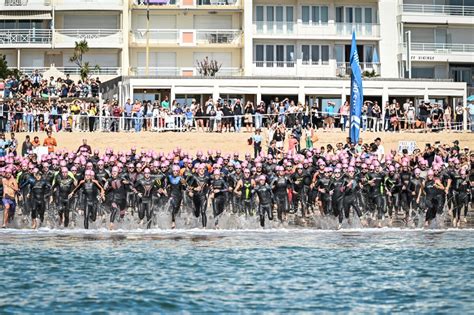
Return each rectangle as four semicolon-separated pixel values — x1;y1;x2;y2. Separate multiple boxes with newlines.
12;130;474;154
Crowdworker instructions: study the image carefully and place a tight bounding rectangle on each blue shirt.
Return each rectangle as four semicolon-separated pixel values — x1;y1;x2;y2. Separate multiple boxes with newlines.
327;105;335;117
125;103;132;115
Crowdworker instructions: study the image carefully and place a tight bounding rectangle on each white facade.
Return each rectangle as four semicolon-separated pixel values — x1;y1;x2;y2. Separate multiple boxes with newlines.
0;0;472;102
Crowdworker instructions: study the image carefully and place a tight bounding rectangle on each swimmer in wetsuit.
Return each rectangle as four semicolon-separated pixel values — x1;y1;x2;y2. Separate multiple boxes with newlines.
254;175;274;227
69;170;105;229
103;166;128;230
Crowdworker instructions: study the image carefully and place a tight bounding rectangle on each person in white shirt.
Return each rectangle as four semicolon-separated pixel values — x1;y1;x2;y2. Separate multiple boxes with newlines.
374;137;385;161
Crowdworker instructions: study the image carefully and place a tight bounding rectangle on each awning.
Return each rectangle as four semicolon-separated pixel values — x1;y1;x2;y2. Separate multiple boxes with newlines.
0;11;52;20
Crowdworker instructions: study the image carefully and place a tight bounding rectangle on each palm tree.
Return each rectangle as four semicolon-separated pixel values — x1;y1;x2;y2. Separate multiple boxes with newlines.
70;40;100;81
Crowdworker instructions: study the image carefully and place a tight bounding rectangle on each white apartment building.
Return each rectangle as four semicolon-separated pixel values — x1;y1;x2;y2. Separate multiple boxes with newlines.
1;0;472;109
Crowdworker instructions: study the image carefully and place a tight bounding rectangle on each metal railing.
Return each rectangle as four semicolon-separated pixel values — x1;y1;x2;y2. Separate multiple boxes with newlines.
56;67;121;76
2;0;50;6
197;0;239;5
254;61;295;68
254;21;380;37
0;29;52;45
130;67;241;76
336;62;380;76
132;29;179;42
401;4;474;16
409;42;474;53
134;0;176;4
56;29;121;40
196;30;242;44
55;0;123;6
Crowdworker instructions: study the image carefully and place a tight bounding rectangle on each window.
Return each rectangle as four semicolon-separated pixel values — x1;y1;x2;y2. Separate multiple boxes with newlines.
311;45;319;65
256;6;264;21
287;45;295;67
412;67;435;79
302;6;329;24
302;45;310;64
364;46;374;64
302;6;310;23
276;45;284;67
321;46;329;64
266;45;274;67
256;45;264;67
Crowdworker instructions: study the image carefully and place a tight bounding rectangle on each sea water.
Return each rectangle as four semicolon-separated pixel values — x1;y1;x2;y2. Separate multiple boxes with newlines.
0;228;473;313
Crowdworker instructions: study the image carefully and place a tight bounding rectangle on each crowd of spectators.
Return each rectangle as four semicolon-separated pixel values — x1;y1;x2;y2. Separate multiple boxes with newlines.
0;73;473;134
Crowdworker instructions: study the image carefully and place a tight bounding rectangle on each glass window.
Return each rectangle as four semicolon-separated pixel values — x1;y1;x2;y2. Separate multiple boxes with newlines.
336;7;344;23
302;45;310;64
311;45;319;65
287;7;294;32
302;6;310;23
364;8;372;23
412;67;435;78
321;6;329;23
266;45;274;67
276;6;283;21
355;8;362;23
312;6;319;23
276;45;284;67
335;45;344;64
321;45;329;64
286;45;295;67
267;6;274;21
364;45;373;63
345;7;353;23
256;45;264;67
256;6;264;21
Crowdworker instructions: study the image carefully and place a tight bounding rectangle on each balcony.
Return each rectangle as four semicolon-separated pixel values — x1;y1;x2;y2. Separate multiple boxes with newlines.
54;0;123;11
131;29;179;46
400;42;474;63
400;4;474;24
57;66;122;76
55;29;122;48
251;61;380;77
0;29;52;48
130;66;242;77
132;0;241;9
0;0;51;11
131;29;242;47
336;62;380;77
195;30;242;47
254;22;380;40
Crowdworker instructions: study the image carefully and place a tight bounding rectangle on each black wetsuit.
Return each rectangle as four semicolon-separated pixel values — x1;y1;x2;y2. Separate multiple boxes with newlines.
104;176;128;224
135;176;158;228
272;176;292;221
210;177;228;225
189;174;210;228
254;183;274;227
52;175;75;227
26;176;51;223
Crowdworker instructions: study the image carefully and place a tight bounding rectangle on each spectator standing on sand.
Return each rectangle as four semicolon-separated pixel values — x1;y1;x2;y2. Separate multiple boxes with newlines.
21;135;32;157
43;131;57;153
252;128;262;158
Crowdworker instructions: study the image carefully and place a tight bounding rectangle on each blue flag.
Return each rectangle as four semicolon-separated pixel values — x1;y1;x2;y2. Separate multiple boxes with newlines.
349;31;363;144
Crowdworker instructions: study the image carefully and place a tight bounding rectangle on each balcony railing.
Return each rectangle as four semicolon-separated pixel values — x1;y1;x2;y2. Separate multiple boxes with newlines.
133;0;239;6
401;4;474;16
197;0;238;5
254;61;296;68
55;29;122;47
2;0;50;7
409;42;474;53
55;0;123;8
254;21;380;38
132;29;179;43
336;62;380;76
57;67;121;76
0;29;52;45
196;30;242;44
131;67;241;77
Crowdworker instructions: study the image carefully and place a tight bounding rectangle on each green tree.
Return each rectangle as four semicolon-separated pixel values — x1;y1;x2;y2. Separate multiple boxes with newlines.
0;54;21;79
70;40;100;81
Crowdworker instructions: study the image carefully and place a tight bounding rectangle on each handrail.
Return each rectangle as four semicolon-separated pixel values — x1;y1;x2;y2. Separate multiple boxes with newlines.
408;42;474;53
401;4;474;16
0;29;52;44
131;67;241;76
254;22;380;37
56;29;121;36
